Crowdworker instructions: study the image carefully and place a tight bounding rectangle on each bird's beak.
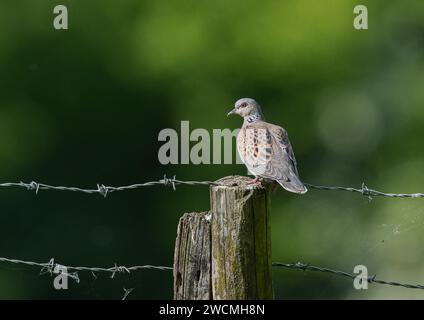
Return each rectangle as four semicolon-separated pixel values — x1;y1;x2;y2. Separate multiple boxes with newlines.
227;108;236;116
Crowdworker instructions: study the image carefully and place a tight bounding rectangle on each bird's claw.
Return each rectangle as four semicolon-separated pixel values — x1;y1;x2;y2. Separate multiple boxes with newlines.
247;177;265;187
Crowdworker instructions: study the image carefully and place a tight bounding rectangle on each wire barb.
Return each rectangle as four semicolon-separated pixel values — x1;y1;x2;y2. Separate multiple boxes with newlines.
161;174;176;190
361;182;372;200
97;184;109;198
24;181;40;194
39;258;55;275
122;287;135;300
368;274;377;283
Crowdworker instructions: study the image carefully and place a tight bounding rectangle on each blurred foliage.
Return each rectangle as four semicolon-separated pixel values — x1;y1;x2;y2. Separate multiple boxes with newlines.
0;0;424;299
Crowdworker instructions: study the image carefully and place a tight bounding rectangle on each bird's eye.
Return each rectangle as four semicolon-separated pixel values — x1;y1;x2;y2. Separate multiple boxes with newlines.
240;102;247;108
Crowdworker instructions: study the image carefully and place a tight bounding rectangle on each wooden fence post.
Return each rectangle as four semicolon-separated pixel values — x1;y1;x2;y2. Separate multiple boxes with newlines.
173;211;211;300
173;175;273;300
210;176;273;299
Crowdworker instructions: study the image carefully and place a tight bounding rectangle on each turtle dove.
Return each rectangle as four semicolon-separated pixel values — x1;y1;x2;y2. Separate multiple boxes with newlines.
228;98;307;194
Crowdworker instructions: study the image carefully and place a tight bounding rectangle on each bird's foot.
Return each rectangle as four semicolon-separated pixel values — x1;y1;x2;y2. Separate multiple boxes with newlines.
246;176;265;187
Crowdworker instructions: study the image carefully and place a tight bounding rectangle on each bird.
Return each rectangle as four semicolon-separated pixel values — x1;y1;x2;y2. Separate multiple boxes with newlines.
227;98;307;194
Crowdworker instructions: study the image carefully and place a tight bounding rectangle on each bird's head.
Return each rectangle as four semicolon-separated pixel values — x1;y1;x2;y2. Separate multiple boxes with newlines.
227;98;264;119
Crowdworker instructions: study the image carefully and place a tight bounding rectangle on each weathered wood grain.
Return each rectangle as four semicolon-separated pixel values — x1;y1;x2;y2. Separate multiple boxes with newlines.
173;211;211;300
210;176;273;300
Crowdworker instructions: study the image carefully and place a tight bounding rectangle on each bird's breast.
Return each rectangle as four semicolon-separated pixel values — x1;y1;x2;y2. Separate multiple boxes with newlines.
236;128;247;162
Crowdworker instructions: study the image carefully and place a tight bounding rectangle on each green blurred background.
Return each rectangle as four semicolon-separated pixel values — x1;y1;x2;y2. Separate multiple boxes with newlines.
1;0;424;299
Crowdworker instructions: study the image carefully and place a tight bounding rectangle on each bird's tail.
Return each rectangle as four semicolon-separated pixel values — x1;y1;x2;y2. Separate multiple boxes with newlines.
277;175;308;194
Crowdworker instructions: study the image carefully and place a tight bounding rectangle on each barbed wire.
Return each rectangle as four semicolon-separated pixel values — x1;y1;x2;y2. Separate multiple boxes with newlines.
0;257;171;300
305;182;424;199
273;262;424;290
1;176;424;295
0;175;423;199
0;175;217;198
2;256;424;292
0;256;172;280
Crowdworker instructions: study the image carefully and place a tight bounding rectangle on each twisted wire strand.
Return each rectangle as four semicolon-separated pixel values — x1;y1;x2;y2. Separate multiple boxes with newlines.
305;182;424;199
1;256;423;291
0;175;423;199
0;257;172;278
0;175;217;197
273;262;424;290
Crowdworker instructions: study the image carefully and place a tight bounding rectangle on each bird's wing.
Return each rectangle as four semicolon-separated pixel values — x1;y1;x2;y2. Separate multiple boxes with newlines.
267;123;299;177
238;122;299;181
